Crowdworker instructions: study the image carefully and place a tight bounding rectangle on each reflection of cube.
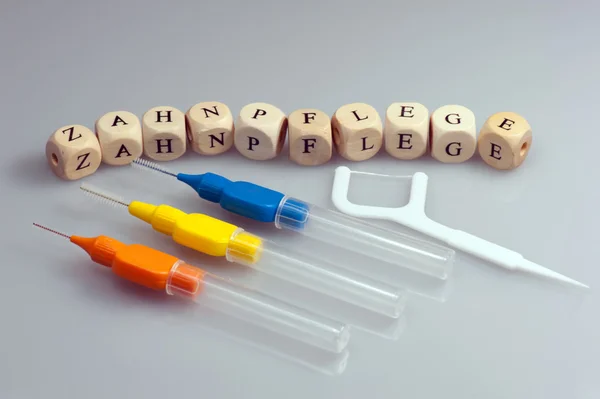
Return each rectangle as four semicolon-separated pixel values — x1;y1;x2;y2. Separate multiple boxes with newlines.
142;106;187;161
478;112;532;170
288;108;332;166
384;103;429;160
95;111;143;165
332;103;382;161
46;124;102;180
430;105;476;163
234;103;287;161
186;101;234;156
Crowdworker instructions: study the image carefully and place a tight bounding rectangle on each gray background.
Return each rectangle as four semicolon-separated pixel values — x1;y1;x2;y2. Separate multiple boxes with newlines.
1;1;598;398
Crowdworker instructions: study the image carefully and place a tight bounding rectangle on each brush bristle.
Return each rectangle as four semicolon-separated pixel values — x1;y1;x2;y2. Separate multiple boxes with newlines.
131;158;177;177
79;183;129;208
33;222;70;239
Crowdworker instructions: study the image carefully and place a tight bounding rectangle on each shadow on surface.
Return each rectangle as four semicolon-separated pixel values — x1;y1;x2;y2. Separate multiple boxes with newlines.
8;154;65;187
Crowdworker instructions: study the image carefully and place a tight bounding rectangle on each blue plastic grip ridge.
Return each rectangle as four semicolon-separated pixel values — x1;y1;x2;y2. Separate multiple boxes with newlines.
177;172;286;223
177;173;228;203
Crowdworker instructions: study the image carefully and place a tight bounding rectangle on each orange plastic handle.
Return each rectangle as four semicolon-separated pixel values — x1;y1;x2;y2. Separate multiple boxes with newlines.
71;235;205;293
111;243;179;291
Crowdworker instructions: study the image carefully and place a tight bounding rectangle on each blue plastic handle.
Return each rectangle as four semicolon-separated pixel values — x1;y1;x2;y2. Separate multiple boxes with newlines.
176;173;286;223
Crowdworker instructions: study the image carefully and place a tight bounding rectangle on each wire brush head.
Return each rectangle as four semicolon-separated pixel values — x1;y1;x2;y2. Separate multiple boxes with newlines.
79;183;130;208
131;158;178;178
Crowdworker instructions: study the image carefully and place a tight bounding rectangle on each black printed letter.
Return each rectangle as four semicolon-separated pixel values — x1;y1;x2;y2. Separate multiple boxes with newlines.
302;138;317;153
115;144;132;158
361;137;374;151
446;142;462;156
247;137;259;151
445;113;461;125
498;118;515;131
352;110;368;121
112;115;128;127
76;153;91;170
490;143;502;160
303;112;316;124
155;110;172;123
252;109;267;119
209;132;225;148
202;106;219;118
399;106;414;118
62;126;81;142
397;133;413;149
155;139;173;154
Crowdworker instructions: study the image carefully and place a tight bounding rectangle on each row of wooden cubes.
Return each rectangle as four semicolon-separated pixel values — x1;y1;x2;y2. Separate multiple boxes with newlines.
46;102;533;180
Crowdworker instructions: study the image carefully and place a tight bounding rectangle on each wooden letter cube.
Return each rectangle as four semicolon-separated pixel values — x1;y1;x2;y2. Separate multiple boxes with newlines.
142;106;187;161
234;102;287;161
46;124;102;180
95;111;143;165
430;105;476;163
332;103;382;161
384;102;429;160
288;108;332;166
186;101;234;156
477;112;532;170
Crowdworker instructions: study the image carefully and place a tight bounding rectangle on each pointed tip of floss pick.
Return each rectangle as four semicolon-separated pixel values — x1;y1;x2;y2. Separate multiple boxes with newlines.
518;259;589;289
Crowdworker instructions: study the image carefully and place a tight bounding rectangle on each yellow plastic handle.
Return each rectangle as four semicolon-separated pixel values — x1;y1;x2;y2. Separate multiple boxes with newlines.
173;213;238;256
127;201;262;261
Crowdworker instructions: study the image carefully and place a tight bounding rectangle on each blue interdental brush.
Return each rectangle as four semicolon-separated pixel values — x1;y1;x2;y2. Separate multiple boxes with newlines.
130;157;456;280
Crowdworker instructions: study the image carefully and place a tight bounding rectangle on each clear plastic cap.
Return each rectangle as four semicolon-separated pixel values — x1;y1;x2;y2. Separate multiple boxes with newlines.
225;229;407;318
166;261;350;353
275;196;455;280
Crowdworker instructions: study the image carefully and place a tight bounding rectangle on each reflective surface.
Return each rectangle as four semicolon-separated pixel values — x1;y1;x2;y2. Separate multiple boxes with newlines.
3;1;598;398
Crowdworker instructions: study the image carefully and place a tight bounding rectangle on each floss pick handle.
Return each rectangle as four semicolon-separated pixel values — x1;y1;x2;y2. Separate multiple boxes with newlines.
331;166;588;289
